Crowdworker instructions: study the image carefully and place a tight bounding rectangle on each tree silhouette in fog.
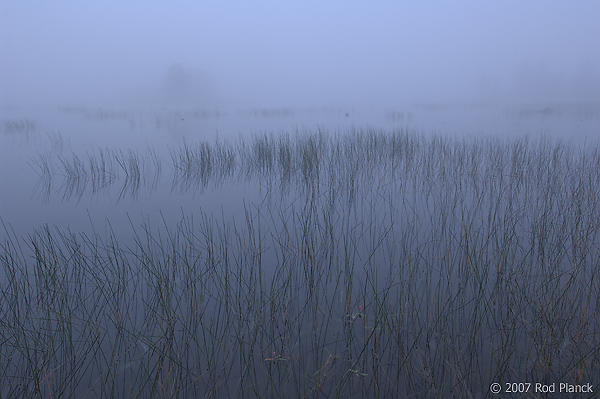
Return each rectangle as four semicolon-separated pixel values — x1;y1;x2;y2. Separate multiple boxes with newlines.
162;63;192;103
160;63;217;106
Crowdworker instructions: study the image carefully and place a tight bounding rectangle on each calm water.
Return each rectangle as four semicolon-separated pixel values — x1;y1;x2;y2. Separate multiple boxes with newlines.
1;103;599;398
2;103;598;237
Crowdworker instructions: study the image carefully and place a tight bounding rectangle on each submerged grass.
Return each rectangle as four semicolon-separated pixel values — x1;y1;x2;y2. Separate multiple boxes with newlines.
3;130;600;397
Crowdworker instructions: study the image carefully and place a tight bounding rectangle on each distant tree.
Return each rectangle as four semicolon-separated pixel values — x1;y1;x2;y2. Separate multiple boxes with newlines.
162;63;192;103
160;62;217;106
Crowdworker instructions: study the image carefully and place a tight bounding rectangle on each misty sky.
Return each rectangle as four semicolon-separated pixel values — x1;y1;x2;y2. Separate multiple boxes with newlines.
2;1;599;107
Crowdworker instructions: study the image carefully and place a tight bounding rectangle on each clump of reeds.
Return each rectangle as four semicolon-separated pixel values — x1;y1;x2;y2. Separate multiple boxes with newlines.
29;146;163;201
2;118;39;143
2;118;37;135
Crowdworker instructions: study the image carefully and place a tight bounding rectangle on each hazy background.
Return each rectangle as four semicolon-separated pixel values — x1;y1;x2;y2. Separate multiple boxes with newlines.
2;1;599;108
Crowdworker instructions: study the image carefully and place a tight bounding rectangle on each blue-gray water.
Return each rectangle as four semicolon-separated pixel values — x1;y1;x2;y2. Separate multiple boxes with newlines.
1;102;599;398
2;103;598;237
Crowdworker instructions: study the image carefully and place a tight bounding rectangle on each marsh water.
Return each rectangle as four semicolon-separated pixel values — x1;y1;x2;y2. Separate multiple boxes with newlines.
1;103;599;398
2;104;597;235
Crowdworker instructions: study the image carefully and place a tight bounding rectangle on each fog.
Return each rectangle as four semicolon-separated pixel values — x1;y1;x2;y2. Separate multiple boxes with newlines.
2;1;600;108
